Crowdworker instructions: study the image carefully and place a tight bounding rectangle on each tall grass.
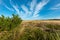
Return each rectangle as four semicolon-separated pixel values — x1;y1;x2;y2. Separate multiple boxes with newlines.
0;19;60;40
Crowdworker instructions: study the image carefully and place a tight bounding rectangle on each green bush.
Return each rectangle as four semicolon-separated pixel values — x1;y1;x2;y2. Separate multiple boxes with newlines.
0;14;22;31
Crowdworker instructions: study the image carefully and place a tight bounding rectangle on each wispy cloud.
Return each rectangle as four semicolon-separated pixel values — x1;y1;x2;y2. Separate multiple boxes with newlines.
33;0;49;17
30;0;37;11
10;0;20;14
21;0;37;17
50;3;60;10
0;0;14;12
4;4;14;11
10;0;29;19
12;5;20;13
9;0;50;20
54;16;60;19
21;0;49;19
56;3;60;7
21;5;29;15
0;0;2;4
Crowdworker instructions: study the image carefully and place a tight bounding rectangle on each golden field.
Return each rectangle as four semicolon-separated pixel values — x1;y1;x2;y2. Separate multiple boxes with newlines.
0;20;60;40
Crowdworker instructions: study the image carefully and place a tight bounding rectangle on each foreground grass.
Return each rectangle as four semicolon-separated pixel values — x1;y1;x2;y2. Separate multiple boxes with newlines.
0;20;60;40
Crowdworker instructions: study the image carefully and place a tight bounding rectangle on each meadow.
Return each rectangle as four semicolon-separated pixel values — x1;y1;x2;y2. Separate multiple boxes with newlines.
0;15;60;40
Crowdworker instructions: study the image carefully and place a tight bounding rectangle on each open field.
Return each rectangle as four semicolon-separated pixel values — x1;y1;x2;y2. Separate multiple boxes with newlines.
21;20;60;27
0;20;60;40
22;20;60;23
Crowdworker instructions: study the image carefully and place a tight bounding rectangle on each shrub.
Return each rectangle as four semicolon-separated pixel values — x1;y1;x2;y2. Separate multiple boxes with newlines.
0;14;22;31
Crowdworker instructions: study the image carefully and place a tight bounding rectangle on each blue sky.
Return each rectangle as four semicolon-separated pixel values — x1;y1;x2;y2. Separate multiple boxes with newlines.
0;0;60;20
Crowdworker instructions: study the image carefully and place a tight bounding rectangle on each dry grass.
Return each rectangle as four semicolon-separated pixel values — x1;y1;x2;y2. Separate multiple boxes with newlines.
0;20;60;40
22;20;60;24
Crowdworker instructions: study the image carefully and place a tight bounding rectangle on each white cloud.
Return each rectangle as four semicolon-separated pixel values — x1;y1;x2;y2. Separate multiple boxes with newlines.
12;5;20;13
0;0;14;12
30;0;37;11
50;3;60;10
10;0;20;14
21;5;29;15
55;3;60;7
33;0;49;17
0;0;2;4
55;16;60;19
4;4;14;11
33;14;39;18
9;0;50;20
21;0;49;18
21;0;37;16
10;0;29;19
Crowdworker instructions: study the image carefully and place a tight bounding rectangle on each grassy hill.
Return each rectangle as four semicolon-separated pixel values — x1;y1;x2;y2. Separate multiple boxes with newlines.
0;20;60;40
